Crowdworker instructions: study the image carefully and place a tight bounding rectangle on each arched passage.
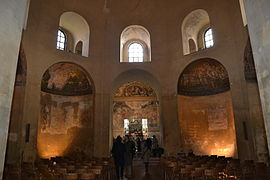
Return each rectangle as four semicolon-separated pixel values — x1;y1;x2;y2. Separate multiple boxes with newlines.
177;58;237;157
113;81;160;140
38;62;95;158
111;70;162;146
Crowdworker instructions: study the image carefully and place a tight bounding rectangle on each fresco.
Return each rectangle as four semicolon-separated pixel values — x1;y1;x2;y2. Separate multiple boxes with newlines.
178;58;230;96
113;81;160;139
38;63;94;158
41;63;93;96
244;38;257;82
115;81;156;97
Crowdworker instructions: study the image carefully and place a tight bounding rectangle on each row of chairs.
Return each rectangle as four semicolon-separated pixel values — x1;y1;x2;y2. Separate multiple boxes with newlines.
4;156;116;180
162;155;270;180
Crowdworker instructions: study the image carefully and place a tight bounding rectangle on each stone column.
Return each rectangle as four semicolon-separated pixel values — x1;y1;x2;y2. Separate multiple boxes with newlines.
243;0;270;155
0;0;28;178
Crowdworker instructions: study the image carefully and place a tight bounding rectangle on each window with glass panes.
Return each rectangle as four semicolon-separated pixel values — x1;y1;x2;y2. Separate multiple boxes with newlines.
128;42;144;62
56;29;66;50
204;28;214;48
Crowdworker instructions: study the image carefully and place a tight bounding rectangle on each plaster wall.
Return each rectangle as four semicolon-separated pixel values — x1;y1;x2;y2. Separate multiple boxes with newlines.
14;0;260;160
38;93;94;158
178;92;237;157
0;0;28;178
243;0;270;157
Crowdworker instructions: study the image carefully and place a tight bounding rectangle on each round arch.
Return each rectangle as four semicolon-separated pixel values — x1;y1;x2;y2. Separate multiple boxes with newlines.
110;69;163;148
177;58;237;157
37;62;95;158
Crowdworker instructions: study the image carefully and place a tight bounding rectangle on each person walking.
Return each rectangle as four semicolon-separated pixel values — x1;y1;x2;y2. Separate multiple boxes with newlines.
124;135;135;178
142;138;152;173
111;136;126;180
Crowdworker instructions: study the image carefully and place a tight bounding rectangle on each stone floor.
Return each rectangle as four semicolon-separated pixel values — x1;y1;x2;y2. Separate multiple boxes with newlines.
122;158;163;180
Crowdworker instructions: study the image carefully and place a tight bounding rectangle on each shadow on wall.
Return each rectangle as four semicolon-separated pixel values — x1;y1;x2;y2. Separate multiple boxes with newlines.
38;62;94;158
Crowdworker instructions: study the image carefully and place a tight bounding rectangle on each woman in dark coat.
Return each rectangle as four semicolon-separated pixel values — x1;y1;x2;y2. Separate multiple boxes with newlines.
111;136;126;180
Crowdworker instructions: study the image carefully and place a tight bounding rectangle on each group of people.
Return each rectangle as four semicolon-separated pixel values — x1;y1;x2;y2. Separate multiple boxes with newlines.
111;135;159;180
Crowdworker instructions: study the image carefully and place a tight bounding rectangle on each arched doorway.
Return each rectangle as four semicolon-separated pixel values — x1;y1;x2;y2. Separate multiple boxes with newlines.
177;58;237;157
112;81;161;142
38;62;94;158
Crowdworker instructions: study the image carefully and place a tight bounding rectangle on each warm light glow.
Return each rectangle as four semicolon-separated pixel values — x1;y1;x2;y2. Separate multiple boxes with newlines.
210;143;235;157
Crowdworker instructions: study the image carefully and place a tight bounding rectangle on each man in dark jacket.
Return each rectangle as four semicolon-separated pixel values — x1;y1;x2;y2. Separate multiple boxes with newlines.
111;136;126;180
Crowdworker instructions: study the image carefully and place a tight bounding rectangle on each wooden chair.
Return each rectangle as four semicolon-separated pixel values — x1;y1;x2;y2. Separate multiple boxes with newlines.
80;173;95;180
65;173;78;180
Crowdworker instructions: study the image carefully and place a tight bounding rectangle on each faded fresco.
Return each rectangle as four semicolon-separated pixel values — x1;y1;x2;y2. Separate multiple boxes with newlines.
244;38;257;82
38;63;94;158
178;92;237;157
41;63;92;96
113;81;160;139
115;81;157;97
178;58;230;96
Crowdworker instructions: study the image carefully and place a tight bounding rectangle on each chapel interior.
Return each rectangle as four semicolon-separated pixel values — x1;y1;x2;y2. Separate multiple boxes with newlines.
1;0;270;179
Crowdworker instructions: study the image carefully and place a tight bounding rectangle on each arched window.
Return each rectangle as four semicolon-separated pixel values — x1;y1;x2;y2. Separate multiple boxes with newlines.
120;25;151;62
128;42;144;62
204;28;214;48
56;29;66;50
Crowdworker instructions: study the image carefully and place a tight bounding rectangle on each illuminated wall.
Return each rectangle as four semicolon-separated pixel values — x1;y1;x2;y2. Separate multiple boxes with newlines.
178;92;237;157
38;63;94;158
113;81;160;140
178;59;237;157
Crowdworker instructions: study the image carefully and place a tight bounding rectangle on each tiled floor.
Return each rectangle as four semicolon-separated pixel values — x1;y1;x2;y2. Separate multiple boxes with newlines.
122;158;163;180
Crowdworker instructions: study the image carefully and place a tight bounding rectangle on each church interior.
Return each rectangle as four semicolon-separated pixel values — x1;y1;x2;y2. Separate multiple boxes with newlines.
1;0;270;179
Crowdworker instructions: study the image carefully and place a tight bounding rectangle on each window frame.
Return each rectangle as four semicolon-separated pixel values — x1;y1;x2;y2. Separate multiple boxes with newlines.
127;42;144;63
56;29;67;51
204;28;214;49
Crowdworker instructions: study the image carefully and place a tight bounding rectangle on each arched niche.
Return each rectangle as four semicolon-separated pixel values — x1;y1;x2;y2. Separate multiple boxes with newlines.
177;58;237;157
120;25;151;62
38;62;95;158
182;9;211;55
59;12;90;57
111;70;162;147
75;41;83;55
112;81;161;142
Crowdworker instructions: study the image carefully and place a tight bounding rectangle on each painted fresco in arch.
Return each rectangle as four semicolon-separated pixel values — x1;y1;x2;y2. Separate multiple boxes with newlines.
244;38;257;82
40;63;93;134
40;92;93;134
41;63;93;96
15;46;27;86
178;59;230;96
113;100;159;131
115;81;157;97
113;81;159;133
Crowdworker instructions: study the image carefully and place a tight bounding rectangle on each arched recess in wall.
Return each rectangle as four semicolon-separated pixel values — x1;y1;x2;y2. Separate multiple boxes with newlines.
6;44;27;163
111;70;162;147
120;25;151;62
182;9;212;55
244;39;269;162
177;58;237;157
38;62;95;158
58;12;90;57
